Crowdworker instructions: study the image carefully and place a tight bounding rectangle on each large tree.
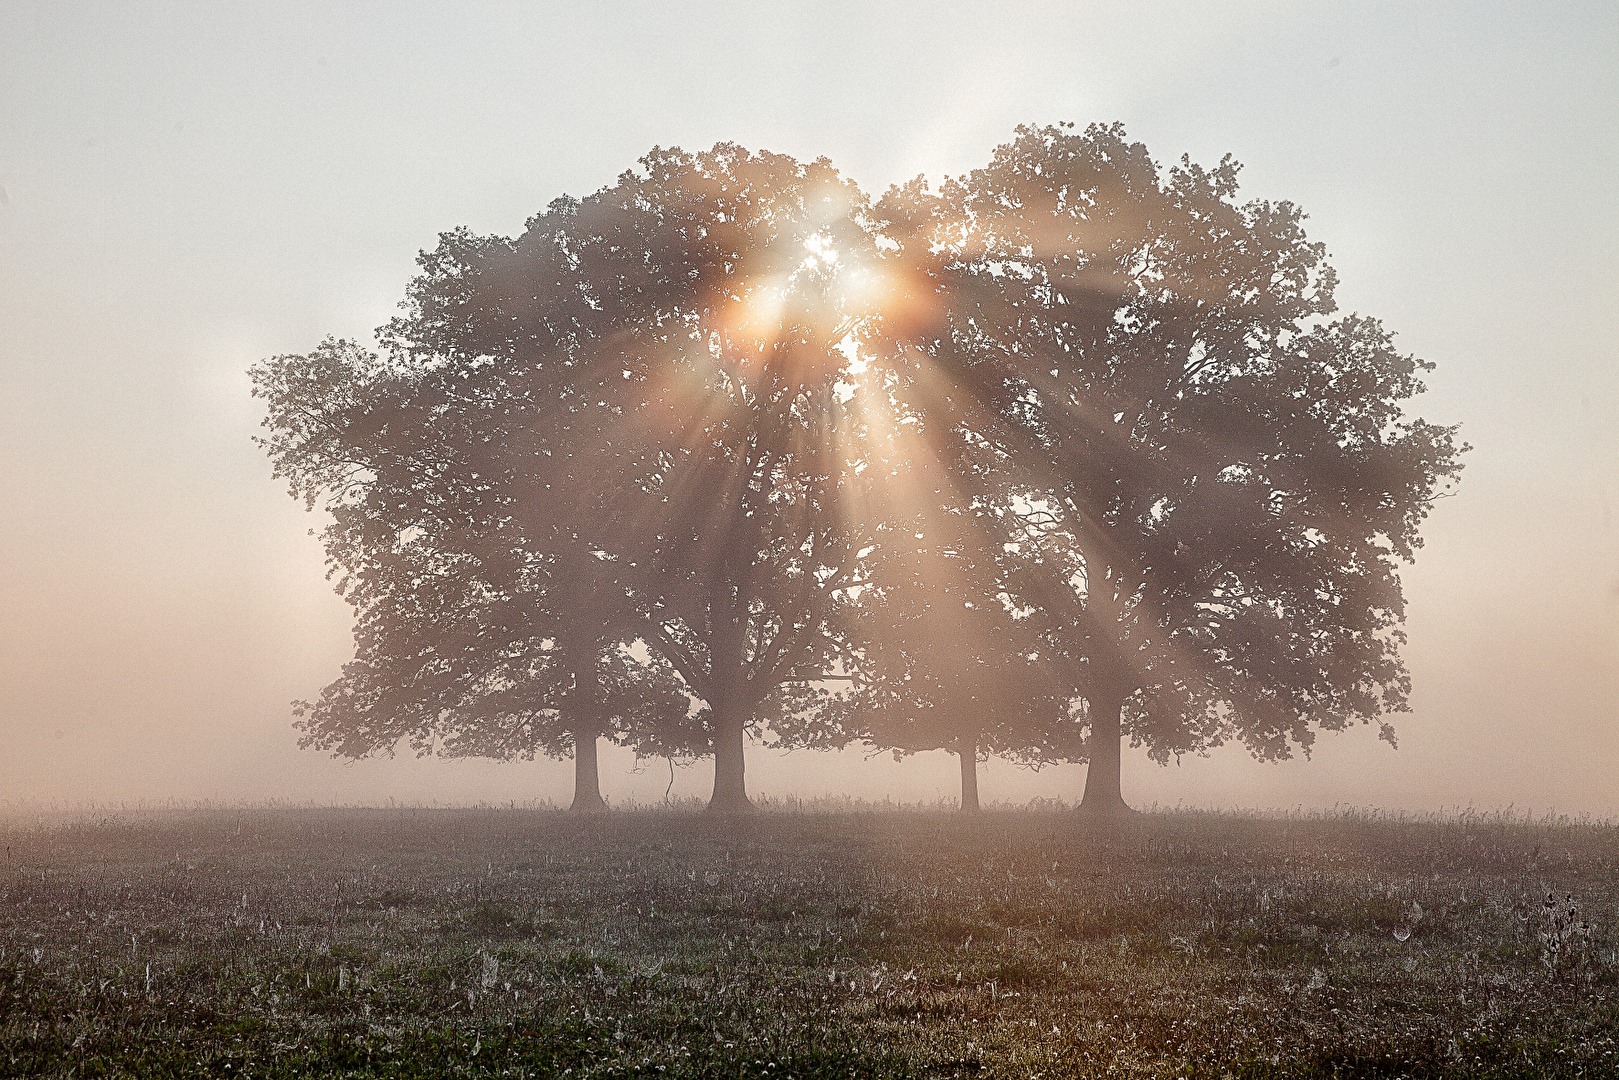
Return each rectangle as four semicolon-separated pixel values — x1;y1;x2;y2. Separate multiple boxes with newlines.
876;123;1464;812
557;146;884;811
251;338;695;811
259;145;889;812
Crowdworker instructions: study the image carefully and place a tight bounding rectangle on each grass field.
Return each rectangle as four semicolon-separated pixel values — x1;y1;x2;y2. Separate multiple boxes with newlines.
2;804;1616;1078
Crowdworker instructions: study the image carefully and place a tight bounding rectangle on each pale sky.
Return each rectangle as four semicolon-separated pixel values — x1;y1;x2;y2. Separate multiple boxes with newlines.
2;1;1615;814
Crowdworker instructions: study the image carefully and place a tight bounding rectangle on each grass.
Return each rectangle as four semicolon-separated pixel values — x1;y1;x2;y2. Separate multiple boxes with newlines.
1;804;1616;1077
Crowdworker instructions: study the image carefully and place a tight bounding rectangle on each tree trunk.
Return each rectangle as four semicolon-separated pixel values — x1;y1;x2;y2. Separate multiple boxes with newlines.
568;729;607;814
957;738;980;814
1078;690;1133;815
707;701;754;813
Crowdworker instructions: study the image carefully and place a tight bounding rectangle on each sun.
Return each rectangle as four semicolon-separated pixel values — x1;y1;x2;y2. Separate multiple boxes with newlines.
802;232;839;267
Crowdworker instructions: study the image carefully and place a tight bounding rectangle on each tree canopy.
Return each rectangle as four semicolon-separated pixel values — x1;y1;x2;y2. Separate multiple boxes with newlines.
254;123;1463;813
876;123;1465;810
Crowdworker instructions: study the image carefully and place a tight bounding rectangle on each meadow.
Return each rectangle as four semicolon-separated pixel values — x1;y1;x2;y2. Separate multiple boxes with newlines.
1;804;1615;1078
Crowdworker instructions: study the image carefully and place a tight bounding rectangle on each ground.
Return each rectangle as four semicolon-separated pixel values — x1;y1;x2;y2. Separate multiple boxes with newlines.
1;805;1615;1078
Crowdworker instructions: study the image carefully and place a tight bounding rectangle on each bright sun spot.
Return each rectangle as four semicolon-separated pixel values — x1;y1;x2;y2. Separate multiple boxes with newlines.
802;233;839;267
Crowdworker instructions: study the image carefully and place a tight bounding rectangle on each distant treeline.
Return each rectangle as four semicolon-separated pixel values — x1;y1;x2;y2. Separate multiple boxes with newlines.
252;123;1462;815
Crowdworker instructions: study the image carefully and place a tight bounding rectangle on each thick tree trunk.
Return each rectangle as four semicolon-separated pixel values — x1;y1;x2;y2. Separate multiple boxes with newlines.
957;738;980;814
1078;690;1133;815
568;729;607;814
707;702;754;813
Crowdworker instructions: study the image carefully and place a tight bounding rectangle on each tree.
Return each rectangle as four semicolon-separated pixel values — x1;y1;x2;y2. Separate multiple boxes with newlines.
251;339;695;811
851;529;1074;812
838;387;1075;812
876;123;1465;812
553;146;883;811
259;145;889;813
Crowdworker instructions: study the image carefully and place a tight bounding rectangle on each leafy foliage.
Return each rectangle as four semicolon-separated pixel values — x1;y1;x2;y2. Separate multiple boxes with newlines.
874;123;1465;806
254;125;1463;811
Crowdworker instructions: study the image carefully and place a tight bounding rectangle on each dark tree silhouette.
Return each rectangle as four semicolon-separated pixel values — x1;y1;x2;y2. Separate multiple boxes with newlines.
251;339;695;811
852;536;1074;812
258;145;886;813
842;418;1075;812
549;147;882;812
876;123;1464;813
257;128;1462;818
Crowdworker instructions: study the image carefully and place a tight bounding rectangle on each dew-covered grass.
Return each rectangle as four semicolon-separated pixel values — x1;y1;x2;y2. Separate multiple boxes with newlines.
2;805;1616;1077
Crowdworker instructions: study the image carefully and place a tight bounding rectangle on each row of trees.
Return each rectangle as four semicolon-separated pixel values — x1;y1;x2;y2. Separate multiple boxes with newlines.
253;124;1463;814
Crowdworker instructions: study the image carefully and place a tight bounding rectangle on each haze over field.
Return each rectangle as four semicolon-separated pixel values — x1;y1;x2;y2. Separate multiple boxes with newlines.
2;1;1615;813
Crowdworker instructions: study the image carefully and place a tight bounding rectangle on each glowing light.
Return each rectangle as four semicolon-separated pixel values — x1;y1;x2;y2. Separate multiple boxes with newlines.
724;282;789;345
803;233;839;267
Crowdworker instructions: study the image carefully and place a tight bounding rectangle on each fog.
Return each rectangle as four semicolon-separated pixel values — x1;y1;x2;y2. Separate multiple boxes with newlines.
2;1;1615;813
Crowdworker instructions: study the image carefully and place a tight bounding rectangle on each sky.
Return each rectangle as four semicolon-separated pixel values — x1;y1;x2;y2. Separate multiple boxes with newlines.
2;1;1615;815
